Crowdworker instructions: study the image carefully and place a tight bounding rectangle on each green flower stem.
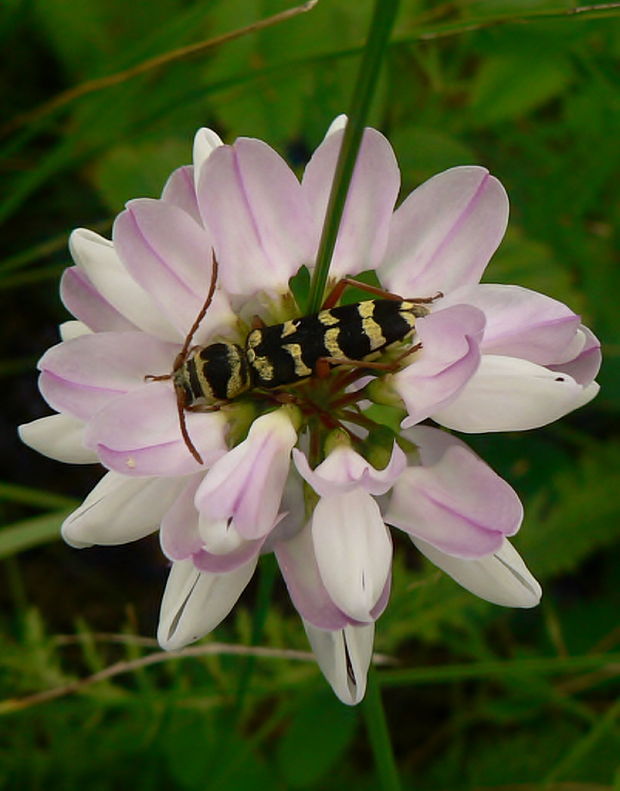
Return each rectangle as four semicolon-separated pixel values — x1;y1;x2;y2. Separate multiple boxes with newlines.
306;0;400;314
362;667;402;791
234;552;279;719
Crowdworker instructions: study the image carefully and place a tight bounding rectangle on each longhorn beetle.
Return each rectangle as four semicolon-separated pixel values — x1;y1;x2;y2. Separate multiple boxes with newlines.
147;255;440;464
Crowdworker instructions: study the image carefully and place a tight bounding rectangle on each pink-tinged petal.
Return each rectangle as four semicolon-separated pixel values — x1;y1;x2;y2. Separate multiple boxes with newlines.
293;442;406;497
192;536;263;573
157;556;257;651
193;127;224;190
85;382;228;477
263;469;307;551
37;332;178;421
197;139;313;297
194;408;297;539
160;476;203;560
404;424;472;466
386;444;523;558
390;305;485;428
433;355;600;432
303;621;374;706
62;471;184;548
549;325;601;386
323;115;348;139
59;321;91;341
312;489;392;623
161;165;201;225
302;128;400;278
38;369;124;422
69;229;177;341
276;522;354;630
18;413;97;464
198;513;249;556
61;267;138;333
413;537;542;607
379;166;508;296
370;574;392;621
113;199;234;342
447;283;582;365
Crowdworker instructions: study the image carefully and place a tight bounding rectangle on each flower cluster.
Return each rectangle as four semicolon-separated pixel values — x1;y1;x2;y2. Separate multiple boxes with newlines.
20;117;600;704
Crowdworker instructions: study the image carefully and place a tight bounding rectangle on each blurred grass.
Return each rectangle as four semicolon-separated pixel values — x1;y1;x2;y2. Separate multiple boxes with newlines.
1;0;619;789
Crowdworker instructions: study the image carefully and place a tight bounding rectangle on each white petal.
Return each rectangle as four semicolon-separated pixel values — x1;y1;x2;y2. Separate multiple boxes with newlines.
18;414;97;464
157;556;256;650
413;537;542;607
312;490;392;622
61;472;184;548
198;514;247;555
59;320;91;341
303;621;374;705
324;115;347;138
433;355;600;432
192;126;224;192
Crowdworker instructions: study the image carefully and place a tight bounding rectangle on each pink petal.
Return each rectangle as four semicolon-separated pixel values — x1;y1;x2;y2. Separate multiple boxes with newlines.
379;166;508;296
69;228;177;341
194;409;296;539
160;476;204;560
37;332;178;421
301;128;400;278
392;304;485;428
549;325;601;386
192;537;263;573
433;355;600;432
85;382;228;476
197;138;314;297
161;165;202;225
61;267;138;333
113;199;234;342
386;444;523;558
275;522;354;630
293;443;406;497
447;284;582;365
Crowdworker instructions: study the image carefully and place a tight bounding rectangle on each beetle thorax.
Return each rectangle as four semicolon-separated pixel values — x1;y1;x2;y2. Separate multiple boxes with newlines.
174;342;251;404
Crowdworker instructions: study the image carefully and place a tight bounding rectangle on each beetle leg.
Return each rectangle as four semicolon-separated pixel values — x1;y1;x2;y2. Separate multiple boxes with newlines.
321;277;403;310
321;277;443;309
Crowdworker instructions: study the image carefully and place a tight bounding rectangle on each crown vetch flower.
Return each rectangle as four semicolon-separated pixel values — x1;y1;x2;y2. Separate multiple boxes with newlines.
19;119;600;705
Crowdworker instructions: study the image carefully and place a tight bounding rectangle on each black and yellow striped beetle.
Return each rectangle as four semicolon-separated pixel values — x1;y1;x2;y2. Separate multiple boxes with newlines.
148;257;439;463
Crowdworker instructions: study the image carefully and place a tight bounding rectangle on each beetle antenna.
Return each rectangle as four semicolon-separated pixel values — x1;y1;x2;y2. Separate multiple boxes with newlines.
173;252;219;465
175;385;203;465
175;252;219;370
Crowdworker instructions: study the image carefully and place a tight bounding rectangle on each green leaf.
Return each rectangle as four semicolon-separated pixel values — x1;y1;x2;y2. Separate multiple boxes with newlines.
486;225;585;312
163;711;274;790
390;125;476;185
469;52;572;125
0;511;68;558
520;441;620;579
90;138;191;211
276;691;358;787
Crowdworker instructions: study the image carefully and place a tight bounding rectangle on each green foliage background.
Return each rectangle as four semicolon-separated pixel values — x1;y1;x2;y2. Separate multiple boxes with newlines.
1;1;619;789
